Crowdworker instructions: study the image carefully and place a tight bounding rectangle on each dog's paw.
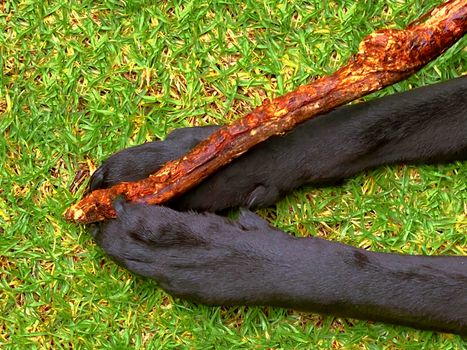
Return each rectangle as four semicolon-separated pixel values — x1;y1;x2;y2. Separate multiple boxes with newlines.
93;201;290;305
89;126;219;191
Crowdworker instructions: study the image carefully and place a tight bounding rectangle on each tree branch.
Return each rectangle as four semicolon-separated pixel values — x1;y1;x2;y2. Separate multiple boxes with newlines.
65;0;467;224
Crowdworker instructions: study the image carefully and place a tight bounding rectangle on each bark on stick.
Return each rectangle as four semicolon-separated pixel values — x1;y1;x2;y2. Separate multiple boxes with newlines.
65;0;467;224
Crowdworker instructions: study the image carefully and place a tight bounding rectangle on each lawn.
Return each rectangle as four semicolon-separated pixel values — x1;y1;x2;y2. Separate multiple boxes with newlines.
1;0;466;349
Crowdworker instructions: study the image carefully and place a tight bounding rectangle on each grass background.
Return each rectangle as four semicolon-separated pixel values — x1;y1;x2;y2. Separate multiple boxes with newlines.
1;0;466;348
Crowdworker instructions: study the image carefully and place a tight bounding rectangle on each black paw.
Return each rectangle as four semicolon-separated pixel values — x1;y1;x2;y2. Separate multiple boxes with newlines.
89;126;219;191
93;201;289;305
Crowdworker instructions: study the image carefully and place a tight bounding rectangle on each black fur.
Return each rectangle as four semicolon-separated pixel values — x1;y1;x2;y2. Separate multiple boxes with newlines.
90;76;467;211
91;77;467;334
96;201;467;334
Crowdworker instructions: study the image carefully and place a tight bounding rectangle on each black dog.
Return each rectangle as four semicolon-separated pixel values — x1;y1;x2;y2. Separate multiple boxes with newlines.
91;77;467;334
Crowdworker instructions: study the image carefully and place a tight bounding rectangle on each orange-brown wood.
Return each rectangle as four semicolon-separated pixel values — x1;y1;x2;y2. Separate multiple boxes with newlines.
65;0;467;224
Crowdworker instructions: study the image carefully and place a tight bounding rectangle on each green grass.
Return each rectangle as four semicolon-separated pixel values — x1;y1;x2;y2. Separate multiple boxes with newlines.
1;0;466;348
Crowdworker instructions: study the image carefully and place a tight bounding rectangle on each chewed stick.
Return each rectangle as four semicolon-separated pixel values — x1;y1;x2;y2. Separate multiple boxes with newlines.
65;0;467;224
